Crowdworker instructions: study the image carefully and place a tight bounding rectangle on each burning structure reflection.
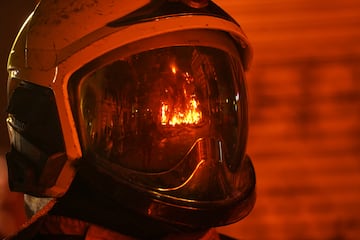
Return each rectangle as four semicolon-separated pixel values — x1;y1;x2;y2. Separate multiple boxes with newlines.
72;44;247;175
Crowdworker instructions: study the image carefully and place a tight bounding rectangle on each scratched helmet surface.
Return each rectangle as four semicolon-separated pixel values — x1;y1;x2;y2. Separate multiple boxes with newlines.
6;0;255;229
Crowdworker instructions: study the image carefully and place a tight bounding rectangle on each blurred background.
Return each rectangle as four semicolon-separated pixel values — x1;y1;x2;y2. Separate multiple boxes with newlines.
218;0;360;239
1;0;359;239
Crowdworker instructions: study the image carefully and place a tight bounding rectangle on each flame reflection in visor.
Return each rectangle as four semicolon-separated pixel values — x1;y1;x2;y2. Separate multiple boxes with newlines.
74;45;247;173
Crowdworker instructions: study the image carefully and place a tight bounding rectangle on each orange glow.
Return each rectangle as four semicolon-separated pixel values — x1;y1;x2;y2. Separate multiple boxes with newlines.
171;65;177;74
161;97;202;126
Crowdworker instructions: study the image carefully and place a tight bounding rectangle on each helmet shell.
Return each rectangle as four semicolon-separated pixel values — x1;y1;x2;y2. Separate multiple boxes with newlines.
6;0;255;229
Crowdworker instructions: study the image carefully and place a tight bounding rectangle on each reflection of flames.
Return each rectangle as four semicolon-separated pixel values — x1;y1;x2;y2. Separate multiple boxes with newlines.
161;98;202;126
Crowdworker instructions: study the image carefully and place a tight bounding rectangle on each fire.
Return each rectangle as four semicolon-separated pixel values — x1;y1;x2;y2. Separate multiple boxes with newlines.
161;97;202;126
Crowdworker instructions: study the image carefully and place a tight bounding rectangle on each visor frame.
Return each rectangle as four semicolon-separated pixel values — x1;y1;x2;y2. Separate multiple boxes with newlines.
67;29;249;204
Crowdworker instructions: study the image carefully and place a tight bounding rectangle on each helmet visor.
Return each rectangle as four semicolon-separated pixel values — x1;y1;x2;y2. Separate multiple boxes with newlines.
69;30;248;187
